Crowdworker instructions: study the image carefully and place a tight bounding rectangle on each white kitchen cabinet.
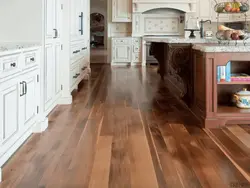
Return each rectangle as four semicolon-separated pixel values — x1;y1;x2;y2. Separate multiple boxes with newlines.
44;45;54;111
19;70;39;130
197;0;212;20
0;48;41;172
70;0;85;41
0;78;20;149
112;37;142;64
112;0;132;22
113;45;131;62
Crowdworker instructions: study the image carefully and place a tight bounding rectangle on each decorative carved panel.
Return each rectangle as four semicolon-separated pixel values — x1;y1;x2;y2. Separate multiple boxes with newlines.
144;17;179;34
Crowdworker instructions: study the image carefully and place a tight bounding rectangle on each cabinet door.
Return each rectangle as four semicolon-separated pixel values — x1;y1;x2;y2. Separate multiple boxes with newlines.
44;0;55;40
55;0;62;40
44;44;55;110
20;71;39;130
55;43;61;96
0;78;20;148
112;0;132;22
113;45;131;62
197;0;212;20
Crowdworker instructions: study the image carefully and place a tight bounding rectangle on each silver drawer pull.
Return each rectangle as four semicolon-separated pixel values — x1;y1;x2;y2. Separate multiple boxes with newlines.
10;63;16;67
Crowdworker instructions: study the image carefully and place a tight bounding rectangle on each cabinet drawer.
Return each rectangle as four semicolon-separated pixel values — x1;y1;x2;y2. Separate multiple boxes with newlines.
70;45;81;60
23;50;39;69
70;64;80;87
0;54;21;79
133;45;141;53
112;38;131;45
133;38;141;45
132;53;141;62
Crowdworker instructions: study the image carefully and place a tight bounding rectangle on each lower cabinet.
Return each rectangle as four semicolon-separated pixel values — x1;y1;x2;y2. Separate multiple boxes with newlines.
0;69;39;167
113;45;131;62
111;37;142;64
44;44;62;113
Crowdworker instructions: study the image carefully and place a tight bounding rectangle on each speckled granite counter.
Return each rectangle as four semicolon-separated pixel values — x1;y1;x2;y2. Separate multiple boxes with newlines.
143;36;218;44
193;43;250;52
0;43;41;55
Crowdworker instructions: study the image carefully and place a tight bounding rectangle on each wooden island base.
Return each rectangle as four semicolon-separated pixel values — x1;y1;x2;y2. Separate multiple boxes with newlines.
192;51;250;128
150;42;250;128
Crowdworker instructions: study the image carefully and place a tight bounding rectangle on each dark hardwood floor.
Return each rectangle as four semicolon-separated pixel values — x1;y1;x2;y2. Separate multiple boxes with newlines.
0;64;250;188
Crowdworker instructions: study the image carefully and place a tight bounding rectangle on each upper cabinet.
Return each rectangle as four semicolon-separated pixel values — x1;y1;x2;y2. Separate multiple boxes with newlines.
70;0;85;41
196;0;231;22
112;0;132;22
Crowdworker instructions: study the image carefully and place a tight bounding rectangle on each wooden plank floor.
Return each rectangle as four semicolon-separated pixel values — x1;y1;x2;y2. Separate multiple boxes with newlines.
0;64;250;188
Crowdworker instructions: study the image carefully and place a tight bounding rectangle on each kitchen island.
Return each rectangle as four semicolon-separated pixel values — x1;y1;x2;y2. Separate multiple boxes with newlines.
146;36;217;107
149;38;250;128
192;43;250;128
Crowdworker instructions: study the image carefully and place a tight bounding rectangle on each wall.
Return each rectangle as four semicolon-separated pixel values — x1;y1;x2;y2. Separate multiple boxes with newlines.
91;0;108;48
0;0;42;42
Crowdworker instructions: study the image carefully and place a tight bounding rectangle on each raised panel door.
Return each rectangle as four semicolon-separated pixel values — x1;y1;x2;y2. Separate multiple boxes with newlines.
44;0;55;40
112;0;132;22
55;0;62;40
113;45;131;62
44;44;55;111
20;70;39;130
197;0;212;20
0;79;20;148
55;43;62;96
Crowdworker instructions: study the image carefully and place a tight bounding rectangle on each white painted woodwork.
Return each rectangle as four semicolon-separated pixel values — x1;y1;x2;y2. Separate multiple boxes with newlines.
0;80;20;147
20;70;39;130
0;47;41;177
112;0;132;22
44;45;54;111
113;45;131;62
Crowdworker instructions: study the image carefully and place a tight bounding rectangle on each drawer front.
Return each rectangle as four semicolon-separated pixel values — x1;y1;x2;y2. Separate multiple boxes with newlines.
70;64;80;87
132;53;141;62
112;38;131;45
70;45;81;61
24;50;39;69
133;38;141;45
0;54;21;79
133;45;141;53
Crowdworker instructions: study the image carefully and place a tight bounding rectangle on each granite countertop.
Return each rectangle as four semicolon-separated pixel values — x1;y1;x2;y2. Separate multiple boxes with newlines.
193;43;250;52
0;43;41;55
143;36;219;44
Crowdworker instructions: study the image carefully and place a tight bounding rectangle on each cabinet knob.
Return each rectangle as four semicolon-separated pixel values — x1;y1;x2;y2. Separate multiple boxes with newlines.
30;57;35;61
10;62;16;67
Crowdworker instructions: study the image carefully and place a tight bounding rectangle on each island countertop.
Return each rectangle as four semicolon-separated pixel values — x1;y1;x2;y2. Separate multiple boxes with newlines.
193;43;250;52
143;36;218;44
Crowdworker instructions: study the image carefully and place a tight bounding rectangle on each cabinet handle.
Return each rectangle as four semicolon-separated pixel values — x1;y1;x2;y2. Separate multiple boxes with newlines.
82;47;87;50
53;29;58;38
79;12;83;35
30;57;35;61
10;62;16;67
82;67;87;71
73;75;78;78
73;50;80;54
20;82;25;97
23;81;27;95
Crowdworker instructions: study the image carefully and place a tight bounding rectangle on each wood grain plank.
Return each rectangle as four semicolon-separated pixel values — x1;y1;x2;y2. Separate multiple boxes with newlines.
228;125;250;149
88;136;113;188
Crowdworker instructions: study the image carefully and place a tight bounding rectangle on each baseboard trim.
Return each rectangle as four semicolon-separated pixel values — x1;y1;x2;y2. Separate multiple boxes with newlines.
58;96;73;105
33;117;48;133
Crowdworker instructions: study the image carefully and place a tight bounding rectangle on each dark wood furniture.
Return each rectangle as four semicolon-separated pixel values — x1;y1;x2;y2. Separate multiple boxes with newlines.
150;42;193;106
192;50;250;128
